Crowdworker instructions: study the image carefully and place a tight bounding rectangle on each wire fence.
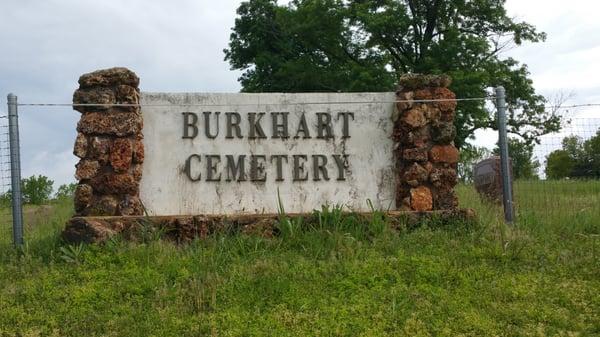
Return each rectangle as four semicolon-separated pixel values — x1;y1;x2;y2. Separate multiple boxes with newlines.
1;90;600;246
515;117;600;227
0;115;12;246
462;113;600;230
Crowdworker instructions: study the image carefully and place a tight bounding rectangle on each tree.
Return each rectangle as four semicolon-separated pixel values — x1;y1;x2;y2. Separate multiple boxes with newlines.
225;0;560;148
55;183;77;200
545;131;600;179
581;130;600;178
560;135;588;178
493;138;539;179
22;175;54;205
545;150;575;179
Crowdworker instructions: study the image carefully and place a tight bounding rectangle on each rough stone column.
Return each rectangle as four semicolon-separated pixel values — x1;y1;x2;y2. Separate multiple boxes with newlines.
72;67;144;216
392;74;459;211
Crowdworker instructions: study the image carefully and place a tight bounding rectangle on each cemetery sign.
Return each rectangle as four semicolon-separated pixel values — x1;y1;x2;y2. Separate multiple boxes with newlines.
69;68;460;222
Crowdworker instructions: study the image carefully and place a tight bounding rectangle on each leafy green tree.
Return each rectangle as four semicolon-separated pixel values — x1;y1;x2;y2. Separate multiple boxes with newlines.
225;0;560;148
22;175;54;205
560;135;590;178
544;132;600;179
493;138;539;179
545;150;575;179
55;183;77;200
581;130;600;178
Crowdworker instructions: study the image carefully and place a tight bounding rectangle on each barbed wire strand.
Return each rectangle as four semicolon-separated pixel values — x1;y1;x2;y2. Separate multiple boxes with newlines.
545;103;600;109
16;97;494;107
13;99;600;110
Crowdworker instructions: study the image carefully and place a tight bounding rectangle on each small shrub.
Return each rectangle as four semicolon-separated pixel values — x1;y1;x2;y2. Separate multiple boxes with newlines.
59;243;86;265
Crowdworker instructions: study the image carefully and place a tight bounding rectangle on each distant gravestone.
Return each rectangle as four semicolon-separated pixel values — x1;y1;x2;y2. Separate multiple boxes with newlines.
473;156;512;202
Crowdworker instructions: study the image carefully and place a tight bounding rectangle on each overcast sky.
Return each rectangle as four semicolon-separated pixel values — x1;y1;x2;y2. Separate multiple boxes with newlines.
0;0;599;189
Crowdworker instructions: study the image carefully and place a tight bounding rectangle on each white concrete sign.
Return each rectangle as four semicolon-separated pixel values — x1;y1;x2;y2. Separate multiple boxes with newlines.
140;92;396;215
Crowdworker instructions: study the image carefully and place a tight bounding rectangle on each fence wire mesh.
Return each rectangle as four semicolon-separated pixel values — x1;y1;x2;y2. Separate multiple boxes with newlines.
515;117;600;227
2;94;599;245
0;116;12;246
461;115;600;229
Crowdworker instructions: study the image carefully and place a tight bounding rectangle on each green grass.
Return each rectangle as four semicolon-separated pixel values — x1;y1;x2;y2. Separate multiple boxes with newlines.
0;182;599;336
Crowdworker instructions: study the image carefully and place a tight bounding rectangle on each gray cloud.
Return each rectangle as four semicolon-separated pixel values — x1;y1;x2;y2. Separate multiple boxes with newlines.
0;0;243;189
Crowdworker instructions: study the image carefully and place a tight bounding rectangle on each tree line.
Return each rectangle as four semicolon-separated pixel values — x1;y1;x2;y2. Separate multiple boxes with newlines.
0;175;76;207
545;130;600;179
492;130;600;180
457;128;600;181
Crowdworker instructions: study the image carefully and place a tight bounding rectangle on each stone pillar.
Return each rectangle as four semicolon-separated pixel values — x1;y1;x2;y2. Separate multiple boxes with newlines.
392;74;459;211
72;67;144;216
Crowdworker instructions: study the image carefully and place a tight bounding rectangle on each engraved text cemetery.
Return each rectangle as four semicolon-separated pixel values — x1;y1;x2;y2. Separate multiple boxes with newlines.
181;111;354;182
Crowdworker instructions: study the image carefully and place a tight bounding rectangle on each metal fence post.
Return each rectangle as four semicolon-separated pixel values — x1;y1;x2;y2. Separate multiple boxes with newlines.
7;94;24;245
495;86;515;223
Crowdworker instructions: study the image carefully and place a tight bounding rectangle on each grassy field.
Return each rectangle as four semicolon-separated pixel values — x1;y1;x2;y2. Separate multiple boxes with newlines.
0;182;599;336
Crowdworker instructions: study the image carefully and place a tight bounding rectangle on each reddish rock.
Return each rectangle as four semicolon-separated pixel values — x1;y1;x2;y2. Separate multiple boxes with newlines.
87;195;119;216
413;89;433;101
77;110;142;136
434;189;458;210
440;109;455;122
431;87;457;114
397;74;451;90
88;136;112;164
91;172;138;195
118;195;143;216
62;218;116;244
403;147;428;162
74;184;93;212
73;133;88;158
406;180;419;187
107;173;138;195
132;164;143;181
432;121;456;143
241;218;276;238
429;145;459;164
403;127;431;148
395;181;410;199
109;138;133;173
402;106;427;128
399;196;412;211
132;139;144;164
393;75;460;212
430;167;458;189
114;85;140;113
423;161;433;174
410;186;433;211
78;67;139;89
70;67;143;219
422;104;441;121
110;220;126;233
395;91;414;111
72;87;114;112
193;216;216;238
115;85;139;104
166;217;197;242
403;163;429;184
75;160;100;180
